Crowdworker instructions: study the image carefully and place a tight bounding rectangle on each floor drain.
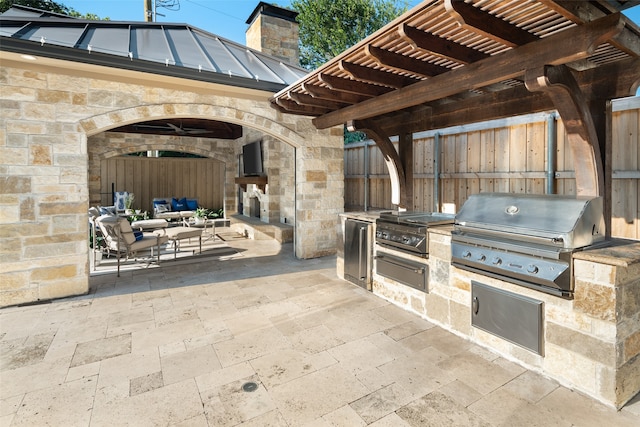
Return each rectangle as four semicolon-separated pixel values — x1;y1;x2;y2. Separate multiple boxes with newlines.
242;382;258;392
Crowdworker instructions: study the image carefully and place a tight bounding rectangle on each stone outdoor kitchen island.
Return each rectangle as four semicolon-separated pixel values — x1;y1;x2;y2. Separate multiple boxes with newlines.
337;215;640;409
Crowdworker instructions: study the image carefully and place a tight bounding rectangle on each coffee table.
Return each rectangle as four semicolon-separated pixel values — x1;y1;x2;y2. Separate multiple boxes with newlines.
188;218;226;241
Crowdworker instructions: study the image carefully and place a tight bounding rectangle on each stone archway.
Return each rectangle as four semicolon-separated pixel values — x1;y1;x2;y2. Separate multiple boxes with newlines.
80;103;306;148
1;60;343;307
83;103;304;227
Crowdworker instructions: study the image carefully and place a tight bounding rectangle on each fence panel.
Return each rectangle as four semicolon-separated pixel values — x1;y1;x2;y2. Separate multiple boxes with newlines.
100;156;225;213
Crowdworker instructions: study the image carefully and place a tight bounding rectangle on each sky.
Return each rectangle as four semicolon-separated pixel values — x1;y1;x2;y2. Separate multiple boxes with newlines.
62;0;640;46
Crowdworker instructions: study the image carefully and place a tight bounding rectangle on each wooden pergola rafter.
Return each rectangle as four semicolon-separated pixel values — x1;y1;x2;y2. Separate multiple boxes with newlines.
271;0;640;227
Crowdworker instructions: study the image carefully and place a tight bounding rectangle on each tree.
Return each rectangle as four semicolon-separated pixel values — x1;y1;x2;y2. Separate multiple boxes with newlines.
291;0;409;70
291;0;408;144
0;0;108;19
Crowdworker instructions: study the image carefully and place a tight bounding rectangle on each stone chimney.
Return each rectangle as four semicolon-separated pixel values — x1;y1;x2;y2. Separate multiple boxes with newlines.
246;2;299;66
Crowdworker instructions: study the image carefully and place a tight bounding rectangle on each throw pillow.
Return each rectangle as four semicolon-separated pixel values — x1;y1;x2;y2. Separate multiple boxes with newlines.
155;203;170;213
133;231;143;241
172;197;188;211
186;199;198;210
98;206;116;216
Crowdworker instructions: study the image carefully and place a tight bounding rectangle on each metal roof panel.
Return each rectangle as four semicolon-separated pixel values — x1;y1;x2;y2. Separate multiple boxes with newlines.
0;5;307;92
80;26;131;56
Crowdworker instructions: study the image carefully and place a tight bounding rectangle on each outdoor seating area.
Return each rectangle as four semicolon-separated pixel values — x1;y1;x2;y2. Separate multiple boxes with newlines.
152;197;198;225
89;205;231;276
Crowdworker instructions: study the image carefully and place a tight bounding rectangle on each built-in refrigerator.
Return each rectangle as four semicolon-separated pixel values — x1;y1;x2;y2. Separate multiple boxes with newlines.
344;219;371;289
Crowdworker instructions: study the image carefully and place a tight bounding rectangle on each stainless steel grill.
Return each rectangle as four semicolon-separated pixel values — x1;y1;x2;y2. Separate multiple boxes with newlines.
376;211;454;257
451;193;606;298
375;211;454;292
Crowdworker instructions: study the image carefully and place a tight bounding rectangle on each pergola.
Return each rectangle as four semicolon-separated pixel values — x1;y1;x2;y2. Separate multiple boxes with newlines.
271;0;640;231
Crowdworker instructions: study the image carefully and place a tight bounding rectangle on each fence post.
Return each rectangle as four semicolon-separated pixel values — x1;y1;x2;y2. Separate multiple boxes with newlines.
546;112;557;195
434;132;441;212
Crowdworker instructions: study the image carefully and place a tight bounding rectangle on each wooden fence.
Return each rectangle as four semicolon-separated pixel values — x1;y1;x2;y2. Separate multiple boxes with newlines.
100;156;225;214
344;97;639;240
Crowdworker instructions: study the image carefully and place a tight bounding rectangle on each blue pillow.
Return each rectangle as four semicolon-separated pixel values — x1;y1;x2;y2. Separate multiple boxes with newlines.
172;197;187;211
186;199;198;210
133;231;143;241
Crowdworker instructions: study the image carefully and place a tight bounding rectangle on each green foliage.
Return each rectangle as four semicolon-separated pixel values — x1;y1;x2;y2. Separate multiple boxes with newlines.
0;0;67;14
344;128;367;144
194;207;208;218
0;0;109;19
291;0;409;70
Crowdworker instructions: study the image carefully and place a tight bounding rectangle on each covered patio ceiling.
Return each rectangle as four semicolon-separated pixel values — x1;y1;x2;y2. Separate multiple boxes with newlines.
271;0;640;210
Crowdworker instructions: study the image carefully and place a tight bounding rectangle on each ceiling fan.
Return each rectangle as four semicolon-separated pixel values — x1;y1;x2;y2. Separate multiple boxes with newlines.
133;121;211;135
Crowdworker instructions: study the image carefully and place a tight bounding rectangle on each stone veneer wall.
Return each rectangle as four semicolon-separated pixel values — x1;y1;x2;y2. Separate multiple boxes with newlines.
0;63;344;307
369;225;640;409
245;12;300;66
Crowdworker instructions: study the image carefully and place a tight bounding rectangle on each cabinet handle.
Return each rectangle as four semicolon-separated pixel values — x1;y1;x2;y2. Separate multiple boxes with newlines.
472;296;479;315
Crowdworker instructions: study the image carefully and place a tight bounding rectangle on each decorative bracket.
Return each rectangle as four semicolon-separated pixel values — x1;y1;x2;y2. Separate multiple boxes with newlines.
525;65;603;197
348;119;408;208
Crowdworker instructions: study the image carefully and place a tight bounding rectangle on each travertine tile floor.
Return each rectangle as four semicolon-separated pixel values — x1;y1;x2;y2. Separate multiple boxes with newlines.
1;230;639;426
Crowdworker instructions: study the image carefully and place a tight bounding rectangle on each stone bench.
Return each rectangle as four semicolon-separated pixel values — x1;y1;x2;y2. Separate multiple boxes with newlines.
230;215;293;243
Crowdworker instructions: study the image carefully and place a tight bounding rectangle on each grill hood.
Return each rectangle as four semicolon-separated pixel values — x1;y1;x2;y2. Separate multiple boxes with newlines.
454;193;605;249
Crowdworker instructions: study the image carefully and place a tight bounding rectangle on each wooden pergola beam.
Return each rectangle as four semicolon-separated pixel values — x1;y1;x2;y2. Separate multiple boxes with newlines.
444;0;539;47
339;61;421;89
313;13;625;130
538;0;640;58
365;45;449;77
273;98;329;116
302;83;370;104
287;91;347;110
399;24;488;64
318;73;392;97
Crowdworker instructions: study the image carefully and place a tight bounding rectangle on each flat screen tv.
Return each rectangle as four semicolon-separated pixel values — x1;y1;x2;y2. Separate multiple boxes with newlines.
242;140;264;176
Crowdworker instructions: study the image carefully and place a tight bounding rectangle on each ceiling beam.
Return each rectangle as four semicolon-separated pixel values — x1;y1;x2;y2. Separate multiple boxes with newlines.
339;61;421;88
444;0;539;47
365;45;449;77
318;72;393;97
399;23;488;64
313;13;625;129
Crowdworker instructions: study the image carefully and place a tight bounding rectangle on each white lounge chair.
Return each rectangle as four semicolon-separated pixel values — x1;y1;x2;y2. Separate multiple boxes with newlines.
95;214;169;276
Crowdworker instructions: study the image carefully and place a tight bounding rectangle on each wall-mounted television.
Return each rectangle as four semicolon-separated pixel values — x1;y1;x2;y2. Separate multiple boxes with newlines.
242;140;264;177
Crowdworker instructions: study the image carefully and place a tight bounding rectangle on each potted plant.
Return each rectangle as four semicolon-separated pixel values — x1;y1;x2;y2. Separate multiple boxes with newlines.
194;207;208;225
124;193;135;215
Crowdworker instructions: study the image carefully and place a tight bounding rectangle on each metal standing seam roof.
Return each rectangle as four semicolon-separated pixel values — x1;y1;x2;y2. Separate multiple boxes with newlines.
0;5;308;93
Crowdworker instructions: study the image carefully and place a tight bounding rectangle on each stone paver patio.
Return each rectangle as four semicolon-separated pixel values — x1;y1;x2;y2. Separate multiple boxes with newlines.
1;230;639;426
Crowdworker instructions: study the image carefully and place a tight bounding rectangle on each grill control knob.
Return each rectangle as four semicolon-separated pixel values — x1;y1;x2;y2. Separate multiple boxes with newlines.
477;254;486;261
462;250;472;258
491;257;502;265
527;264;539;274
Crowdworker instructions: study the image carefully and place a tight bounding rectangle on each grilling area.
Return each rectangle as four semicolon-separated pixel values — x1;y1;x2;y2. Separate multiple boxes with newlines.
271;0;640;410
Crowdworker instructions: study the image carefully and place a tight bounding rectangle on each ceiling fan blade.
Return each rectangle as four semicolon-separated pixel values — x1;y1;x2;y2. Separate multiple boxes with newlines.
167;123;187;135
134;124;173;131
183;128;211;134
